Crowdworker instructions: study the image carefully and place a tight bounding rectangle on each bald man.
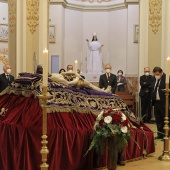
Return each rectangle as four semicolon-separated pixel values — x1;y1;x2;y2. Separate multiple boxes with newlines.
0;64;14;93
99;64;117;94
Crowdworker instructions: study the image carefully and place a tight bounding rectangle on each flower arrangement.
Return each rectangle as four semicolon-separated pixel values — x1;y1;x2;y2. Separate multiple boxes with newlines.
86;108;131;154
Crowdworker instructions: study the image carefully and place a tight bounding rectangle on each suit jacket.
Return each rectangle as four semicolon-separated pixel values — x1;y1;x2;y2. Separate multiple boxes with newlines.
0;73;14;93
99;73;117;94
139;75;153;97
151;73;166;103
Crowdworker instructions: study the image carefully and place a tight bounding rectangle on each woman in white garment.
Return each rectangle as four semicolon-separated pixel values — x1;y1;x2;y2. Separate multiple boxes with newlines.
86;33;103;74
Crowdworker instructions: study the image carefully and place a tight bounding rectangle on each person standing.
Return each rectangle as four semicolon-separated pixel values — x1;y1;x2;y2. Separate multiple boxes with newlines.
99;64;117;94
116;70;127;92
139;67;153;123
0;64;14;93
67;65;73;72
152;67;165;139
86;33;103;74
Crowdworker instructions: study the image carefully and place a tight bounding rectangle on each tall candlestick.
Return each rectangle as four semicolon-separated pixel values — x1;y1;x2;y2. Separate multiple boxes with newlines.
75;60;78;73
43;48;48;87
166;56;170;83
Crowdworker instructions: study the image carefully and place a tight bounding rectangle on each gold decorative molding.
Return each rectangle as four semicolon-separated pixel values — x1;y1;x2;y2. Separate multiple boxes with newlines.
8;0;16;33
81;0;111;2
0;56;8;64
149;0;162;34
0;48;8;55
26;0;39;34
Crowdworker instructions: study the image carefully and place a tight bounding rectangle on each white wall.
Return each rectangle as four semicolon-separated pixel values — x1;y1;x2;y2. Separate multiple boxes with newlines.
0;2;8;50
49;5;65;73
108;8;127;75
127;4;139;75
0;2;8;73
49;4;139;76
64;9;83;70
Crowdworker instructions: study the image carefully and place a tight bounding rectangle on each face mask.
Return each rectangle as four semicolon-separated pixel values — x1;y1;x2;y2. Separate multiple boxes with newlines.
6;69;11;74
145;72;150;76
106;69;111;73
68;70;73;72
118;72;122;76
155;75;161;80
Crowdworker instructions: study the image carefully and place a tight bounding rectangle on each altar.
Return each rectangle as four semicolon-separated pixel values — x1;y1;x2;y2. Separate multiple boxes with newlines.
0;75;155;170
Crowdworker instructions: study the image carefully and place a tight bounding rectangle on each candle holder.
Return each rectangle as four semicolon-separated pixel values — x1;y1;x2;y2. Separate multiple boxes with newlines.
38;86;51;169
158;83;170;161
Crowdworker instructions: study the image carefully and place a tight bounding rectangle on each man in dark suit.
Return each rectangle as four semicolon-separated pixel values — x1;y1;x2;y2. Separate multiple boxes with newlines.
152;67;165;139
139;67;153;123
0;64;14;93
77;69;85;79
99;64;117;94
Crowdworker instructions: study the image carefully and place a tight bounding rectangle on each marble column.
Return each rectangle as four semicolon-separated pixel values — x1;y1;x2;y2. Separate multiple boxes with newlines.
138;0;149;77
139;0;163;75
8;0;17;76
161;0;170;70
8;0;49;76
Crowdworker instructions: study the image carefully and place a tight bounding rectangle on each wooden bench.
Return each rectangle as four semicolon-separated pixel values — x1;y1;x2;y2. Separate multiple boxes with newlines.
115;92;135;114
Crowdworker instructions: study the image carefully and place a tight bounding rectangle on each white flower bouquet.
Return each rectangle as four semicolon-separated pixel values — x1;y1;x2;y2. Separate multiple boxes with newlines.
86;108;131;154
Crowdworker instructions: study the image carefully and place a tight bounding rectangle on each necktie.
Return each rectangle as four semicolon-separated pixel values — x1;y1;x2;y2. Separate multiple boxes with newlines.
107;74;110;82
153;79;160;100
6;75;9;80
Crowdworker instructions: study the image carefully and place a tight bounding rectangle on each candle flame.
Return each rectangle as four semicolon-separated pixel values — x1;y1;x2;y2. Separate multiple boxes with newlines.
167;56;170;60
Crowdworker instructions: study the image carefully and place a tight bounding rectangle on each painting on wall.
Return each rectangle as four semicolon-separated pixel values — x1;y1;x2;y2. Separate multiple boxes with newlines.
49;25;55;43
133;25;139;43
0;24;8;42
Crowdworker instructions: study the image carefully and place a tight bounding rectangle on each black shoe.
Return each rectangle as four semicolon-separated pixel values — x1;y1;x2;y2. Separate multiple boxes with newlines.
154;136;163;140
146;120;154;124
117;161;126;166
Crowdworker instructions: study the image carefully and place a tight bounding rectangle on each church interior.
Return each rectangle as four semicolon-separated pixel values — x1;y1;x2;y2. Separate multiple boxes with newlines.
0;0;170;170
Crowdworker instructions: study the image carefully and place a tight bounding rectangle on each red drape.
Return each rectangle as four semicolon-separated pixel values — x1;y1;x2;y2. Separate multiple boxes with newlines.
0;94;155;170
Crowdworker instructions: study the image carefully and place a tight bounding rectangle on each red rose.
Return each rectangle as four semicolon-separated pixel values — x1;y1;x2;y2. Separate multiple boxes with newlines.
110;132;115;136
107;108;113;113
122;119;129;126
103;112;110;117
99;119;104;127
111;114;121;125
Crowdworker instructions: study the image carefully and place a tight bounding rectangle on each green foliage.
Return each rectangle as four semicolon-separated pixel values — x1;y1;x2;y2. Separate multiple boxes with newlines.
85;108;132;156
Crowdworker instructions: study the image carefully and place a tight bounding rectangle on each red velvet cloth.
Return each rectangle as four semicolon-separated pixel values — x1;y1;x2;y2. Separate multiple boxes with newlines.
0;94;155;170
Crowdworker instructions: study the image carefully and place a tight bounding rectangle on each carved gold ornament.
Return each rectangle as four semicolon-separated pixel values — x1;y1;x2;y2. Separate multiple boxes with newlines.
0;48;8;55
8;0;16;33
149;0;162;34
26;0;39;34
82;0;111;2
0;56;9;65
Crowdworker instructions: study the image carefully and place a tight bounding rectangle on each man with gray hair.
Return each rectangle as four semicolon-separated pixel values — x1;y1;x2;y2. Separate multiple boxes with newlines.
0;64;14;93
99;64;117;94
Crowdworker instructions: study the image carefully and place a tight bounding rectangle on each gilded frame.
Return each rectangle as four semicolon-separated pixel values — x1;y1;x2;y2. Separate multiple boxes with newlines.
133;25;139;43
0;24;8;42
49;25;55;43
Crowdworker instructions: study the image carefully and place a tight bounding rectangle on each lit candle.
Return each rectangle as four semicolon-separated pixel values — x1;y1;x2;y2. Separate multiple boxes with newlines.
75;60;78;73
43;48;48;87
166;56;170;83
